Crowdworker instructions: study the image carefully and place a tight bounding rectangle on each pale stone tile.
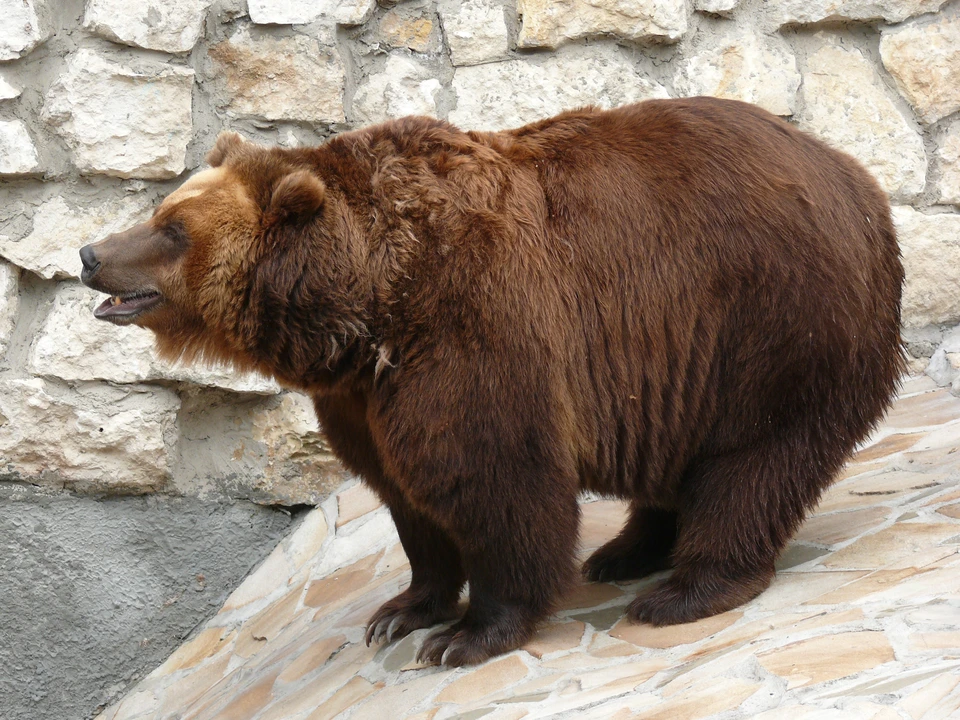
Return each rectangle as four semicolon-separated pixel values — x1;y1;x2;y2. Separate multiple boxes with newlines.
523;620;585;659
304;550;382;610
642;677;761;720
822;522;958;570
157;655;231;717
276;633;346;684
883;390;960;429
609;611;742;649
938;503;960;519
909;632;960;653
795;507;892;546
852;432;925;463
818;469;943;514
558;581;625;610
579;501;629;553
233;582;306;660
659;644;759;698
355;669;453;719
686;610;847;660
587;633;646;658
899;672;960;719
155;626;236;676
221;543;295;613
753;570;867;610
435;655;530;705
286;510;329;569
305;676;383;720
206;670;278;720
756;631;894;688
337;483;383;528
576;658;669;692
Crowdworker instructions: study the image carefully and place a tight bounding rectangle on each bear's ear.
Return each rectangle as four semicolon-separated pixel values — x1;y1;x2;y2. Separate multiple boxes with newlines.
206;131;246;167
268;170;327;220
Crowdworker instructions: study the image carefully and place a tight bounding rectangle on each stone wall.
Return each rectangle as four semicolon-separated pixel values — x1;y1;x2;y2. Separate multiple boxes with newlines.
2;0;960;502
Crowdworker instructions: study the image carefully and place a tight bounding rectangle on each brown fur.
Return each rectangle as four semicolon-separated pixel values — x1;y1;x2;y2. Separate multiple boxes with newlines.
80;98;905;666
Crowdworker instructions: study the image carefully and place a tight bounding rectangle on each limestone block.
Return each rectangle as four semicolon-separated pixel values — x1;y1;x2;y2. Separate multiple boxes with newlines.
880;14;960;125
0;261;18;357
29;284;280;394
209;27;345;124
352;56;440;125
438;0;509;66
0;377;179;493
0;72;20;100
83;0;214;54
0;0;49;60
766;0;948;25
695;0;739;15
894;206;960;328
0;192;154;280
674;27;800;117
43;50;193;179
795;41;926;198
937;118;960;206
247;0;375;25
379;6;441;53
450;45;669;131
0;120;40;175
517;0;687;48
176;390;348;505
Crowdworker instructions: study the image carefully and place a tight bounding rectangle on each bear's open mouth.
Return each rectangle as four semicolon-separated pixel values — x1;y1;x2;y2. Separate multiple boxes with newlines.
93;291;163;323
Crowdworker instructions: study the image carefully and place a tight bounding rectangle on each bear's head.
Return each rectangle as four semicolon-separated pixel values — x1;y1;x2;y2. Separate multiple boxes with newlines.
79;131;367;385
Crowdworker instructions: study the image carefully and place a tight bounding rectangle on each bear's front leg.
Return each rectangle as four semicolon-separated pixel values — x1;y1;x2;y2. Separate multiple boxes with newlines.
365;489;465;645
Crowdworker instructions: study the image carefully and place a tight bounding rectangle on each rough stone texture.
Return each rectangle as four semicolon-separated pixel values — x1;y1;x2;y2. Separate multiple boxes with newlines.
674;26;800;117
796;40;926;199
174;389;348;504
0;377;180;493
0;120;40;175
0;484;291;720
516;0;687;47
83;0;213;54
937;118;960;205
208;26;345;124
0;73;21;99
353;55;441;125
28;284;281;393
880;13;960;125
247;0;375;26
766;0;949;25
379;6;442;53
695;0;739;15
43;49;193;179
0;0;49;60
450;45;669;131
438;0;509;66
0;261;17;357
894;206;960;328
0;191;155;280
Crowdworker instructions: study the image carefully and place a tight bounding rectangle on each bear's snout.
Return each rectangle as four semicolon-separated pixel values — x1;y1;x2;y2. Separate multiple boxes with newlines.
79;244;101;284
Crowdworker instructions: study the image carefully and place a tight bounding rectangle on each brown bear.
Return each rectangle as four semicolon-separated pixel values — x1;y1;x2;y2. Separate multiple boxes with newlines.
79;98;904;666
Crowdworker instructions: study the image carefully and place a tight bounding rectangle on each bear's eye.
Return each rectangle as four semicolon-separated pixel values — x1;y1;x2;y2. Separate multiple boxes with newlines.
162;221;190;249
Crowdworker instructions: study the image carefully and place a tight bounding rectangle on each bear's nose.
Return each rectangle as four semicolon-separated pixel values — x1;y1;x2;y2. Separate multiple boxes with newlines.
79;244;100;283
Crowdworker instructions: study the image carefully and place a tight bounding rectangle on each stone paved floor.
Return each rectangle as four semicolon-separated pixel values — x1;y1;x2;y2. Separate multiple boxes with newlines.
99;375;960;720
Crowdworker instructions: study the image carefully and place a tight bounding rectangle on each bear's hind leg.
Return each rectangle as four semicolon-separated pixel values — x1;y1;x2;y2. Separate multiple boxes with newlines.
365;491;465;646
583;506;677;583
629;435;831;626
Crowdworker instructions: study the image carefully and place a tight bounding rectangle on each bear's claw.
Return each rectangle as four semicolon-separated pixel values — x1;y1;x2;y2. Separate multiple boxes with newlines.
364;587;461;647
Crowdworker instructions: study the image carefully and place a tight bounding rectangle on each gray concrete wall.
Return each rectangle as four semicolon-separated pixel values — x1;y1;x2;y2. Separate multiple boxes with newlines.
0;483;294;720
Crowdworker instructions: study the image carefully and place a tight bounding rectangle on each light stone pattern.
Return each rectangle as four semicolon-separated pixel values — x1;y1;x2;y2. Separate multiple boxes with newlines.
438;0;510;67
880;14;960;125
208;27;345;124
796;41;926;198
894;206;960;329
352;55;441;126
766;0;949;25
101;380;960;720
83;0;214;54
674;26;800;117
0;0;49;60
695;0;739;15
0;73;21;100
450;45;669;131
938;118;960;206
0;261;18;357
0;377;180;493
516;0;687;47
0;120;40;175
43;49;194;179
0;192;155;280
29;285;281;394
247;0;375;26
